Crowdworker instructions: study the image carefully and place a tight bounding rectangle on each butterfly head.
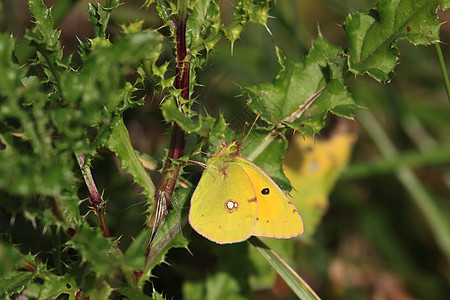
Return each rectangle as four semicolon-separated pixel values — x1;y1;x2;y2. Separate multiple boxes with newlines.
227;140;242;156
214;114;260;157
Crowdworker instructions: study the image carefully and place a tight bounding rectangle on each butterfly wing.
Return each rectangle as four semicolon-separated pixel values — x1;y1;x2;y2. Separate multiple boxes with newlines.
236;157;304;238
189;160;258;244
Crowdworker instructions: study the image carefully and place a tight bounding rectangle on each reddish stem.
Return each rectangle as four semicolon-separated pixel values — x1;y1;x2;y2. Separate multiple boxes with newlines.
175;18;190;99
76;154;111;237
146;17;189;258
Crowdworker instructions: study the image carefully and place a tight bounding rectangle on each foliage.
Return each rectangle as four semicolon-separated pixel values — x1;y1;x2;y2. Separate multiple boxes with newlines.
0;0;448;299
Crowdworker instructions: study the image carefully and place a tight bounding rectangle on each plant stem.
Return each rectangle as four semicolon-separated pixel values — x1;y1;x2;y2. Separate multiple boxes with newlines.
146;16;189;262
435;43;450;103
358;109;450;263
249;237;320;300
76;153;111;237
341;144;450;180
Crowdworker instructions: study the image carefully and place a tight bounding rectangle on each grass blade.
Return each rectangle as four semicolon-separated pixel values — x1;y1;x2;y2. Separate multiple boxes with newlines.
249;237;320;300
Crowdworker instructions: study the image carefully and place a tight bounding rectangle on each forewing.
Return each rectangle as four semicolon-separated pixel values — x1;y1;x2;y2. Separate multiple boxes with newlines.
189;161;257;244
237;157;304;238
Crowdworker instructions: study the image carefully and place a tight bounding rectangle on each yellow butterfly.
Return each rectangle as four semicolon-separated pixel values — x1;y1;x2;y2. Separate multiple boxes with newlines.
189;138;304;244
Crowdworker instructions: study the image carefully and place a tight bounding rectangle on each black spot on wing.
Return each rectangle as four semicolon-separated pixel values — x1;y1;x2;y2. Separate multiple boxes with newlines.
261;188;270;195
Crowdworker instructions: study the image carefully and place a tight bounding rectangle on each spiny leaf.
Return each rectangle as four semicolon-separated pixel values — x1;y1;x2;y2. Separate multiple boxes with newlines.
119;286;153;299
237;0;271;25
104;117;155;199
54;30;162;140
186;0;221;55
27;0;67;84
28;0;60;43
0;35;75;196
137;188;190;286
83;279;114;299
242;34;356;134
88;0;120;38
223;0;272;47
39;274;78;299
345;0;441;82
0;261;43;297
283;80;356;134
0;243;26;278
161;97;227;137
66;224;119;277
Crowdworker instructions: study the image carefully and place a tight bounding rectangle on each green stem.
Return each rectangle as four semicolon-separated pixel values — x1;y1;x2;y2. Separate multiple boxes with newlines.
358;109;450;263
177;0;189;20
341;145;450;180
435;43;450;103
249;237;320;300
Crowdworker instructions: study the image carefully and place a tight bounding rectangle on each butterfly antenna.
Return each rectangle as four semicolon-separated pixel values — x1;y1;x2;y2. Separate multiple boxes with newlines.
242;114;261;145
186;159;207;168
218;137;227;148
241;122;248;144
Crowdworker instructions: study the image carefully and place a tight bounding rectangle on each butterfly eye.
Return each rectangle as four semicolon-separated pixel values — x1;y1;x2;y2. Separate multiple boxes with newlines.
261;188;270;195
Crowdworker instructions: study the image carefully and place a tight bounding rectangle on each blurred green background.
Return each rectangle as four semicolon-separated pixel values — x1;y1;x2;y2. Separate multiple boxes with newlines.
1;0;449;299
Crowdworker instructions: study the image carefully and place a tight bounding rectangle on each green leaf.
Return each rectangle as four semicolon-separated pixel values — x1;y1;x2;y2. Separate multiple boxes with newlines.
161;98;205;134
0;35;76;196
67;224;119;277
49;30;162;142
123;230;151;272
84;278;114;299
242;35;355;134
440;0;450;10
236;0;271;25
222;0;272;48
39;274;78;300
105;117;155;199
27;0;67;85
66;30;162;115
283;80;357;134
0;35;22;95
122;186;188;285
119;286;153;299
161;97;227;137
182;243;252;300
184;272;249;300
241;129;292;191
140;188;190;283
186;0;222;55
345;0;441;82
0;265;42;298
88;0;120;38
28;0;60;43
0;243;25;278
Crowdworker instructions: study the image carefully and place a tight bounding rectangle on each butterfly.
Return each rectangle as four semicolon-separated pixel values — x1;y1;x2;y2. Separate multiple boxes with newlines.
189;131;304;244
